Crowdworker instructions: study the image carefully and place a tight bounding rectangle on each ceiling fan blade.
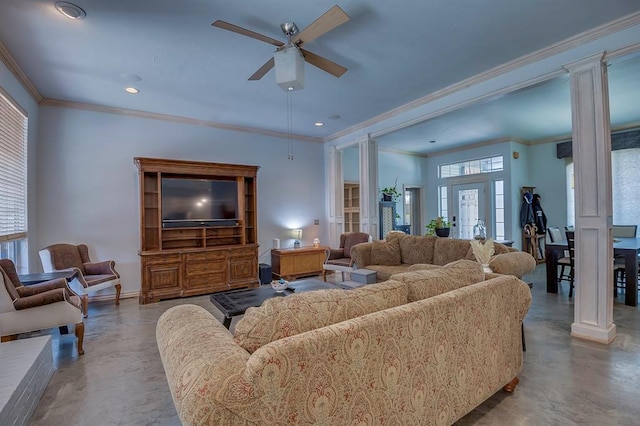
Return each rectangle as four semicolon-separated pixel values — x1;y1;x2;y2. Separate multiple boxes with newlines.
292;5;350;46
248;57;275;80
212;20;284;47
300;48;347;78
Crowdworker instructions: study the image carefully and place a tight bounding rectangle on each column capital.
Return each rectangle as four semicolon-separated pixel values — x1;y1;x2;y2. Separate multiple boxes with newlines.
563;51;606;72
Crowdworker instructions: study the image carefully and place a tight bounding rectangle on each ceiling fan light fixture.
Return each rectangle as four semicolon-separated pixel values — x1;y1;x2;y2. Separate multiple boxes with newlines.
274;46;305;91
55;2;86;19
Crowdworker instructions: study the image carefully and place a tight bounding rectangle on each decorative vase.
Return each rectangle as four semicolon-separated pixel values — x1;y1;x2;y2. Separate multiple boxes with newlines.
473;220;487;240
435;227;450;237
382;194;392;202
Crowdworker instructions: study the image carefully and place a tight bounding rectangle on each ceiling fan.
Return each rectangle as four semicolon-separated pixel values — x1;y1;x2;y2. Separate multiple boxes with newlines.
212;5;350;87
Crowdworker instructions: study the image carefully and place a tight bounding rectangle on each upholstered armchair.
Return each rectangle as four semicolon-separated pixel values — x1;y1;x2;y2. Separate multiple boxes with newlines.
0;259;84;355
322;232;371;281
39;243;121;317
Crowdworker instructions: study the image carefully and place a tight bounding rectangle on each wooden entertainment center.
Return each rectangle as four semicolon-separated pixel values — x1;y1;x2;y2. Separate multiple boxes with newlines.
134;157;260;304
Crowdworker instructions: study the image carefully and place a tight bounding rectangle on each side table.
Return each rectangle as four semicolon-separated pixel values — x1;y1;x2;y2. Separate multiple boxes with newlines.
271;246;328;280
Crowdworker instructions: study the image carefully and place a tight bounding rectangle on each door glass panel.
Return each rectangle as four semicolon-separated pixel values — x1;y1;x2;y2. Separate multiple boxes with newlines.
457;189;479;239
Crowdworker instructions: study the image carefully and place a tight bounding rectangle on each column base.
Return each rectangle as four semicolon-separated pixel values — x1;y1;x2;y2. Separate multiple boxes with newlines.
571;322;616;344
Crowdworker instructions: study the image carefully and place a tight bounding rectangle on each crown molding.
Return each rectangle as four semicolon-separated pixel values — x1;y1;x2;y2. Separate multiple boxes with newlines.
326;11;640;143
0;41;42;103
40;98;324;143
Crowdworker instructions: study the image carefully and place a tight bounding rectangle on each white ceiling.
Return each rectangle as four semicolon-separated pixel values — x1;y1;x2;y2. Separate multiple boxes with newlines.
1;0;640;152
376;54;640;154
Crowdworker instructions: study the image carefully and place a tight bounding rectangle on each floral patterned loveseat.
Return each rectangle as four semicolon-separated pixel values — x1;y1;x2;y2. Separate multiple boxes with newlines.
350;232;536;282
156;260;532;425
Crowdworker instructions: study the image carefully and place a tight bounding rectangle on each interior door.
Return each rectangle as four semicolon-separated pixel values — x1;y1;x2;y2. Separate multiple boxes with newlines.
451;183;486;239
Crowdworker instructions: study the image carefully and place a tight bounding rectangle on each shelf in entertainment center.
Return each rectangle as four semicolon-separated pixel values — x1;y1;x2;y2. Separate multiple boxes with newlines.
161;225;245;250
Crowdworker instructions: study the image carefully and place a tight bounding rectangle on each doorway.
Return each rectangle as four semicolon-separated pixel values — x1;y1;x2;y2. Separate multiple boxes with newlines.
451;183;487;239
403;187;422;235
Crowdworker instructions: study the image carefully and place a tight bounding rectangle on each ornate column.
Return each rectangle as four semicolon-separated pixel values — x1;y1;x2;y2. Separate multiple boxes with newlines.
326;146;344;248
565;53;615;344
358;135;379;239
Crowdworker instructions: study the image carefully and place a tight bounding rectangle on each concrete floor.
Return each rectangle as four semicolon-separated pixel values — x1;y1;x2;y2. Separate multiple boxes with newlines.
23;265;640;425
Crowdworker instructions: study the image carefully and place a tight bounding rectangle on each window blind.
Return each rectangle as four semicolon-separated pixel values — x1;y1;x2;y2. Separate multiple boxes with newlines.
0;89;27;243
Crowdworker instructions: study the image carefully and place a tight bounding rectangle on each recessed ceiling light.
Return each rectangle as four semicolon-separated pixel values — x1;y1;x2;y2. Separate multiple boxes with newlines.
314;122;324;127
55;2;86;20
429;140;437;143
328;114;341;120
124;87;140;94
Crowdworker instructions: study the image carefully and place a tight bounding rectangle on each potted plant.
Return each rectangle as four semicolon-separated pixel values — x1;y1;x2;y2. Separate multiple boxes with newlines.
380;177;401;202
425;216;452;237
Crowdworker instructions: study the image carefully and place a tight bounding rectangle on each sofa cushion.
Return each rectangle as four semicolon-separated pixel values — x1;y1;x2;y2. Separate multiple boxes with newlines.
370;239;401;265
390;259;485;302
489;251;537;278
234;280;408;353
433;238;475;265
399;235;436;264
365;264;411;282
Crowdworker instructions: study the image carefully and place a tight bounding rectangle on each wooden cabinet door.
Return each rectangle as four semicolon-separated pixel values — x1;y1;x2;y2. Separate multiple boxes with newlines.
229;247;258;288
141;254;182;303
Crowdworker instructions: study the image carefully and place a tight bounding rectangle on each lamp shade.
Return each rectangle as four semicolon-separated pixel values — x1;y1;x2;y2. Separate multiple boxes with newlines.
291;229;302;240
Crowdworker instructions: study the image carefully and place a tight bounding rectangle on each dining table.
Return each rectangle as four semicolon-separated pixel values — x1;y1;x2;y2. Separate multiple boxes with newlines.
545;237;640;306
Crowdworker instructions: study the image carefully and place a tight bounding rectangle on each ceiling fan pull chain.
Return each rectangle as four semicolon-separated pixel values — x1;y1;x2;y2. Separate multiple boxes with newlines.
287;90;293;160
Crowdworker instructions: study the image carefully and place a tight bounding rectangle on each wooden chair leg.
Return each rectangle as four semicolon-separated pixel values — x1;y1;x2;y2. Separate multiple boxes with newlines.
503;377;520;393
81;294;89;318
75;322;85;355
322;270;327;282
115;283;122;306
1;334;18;342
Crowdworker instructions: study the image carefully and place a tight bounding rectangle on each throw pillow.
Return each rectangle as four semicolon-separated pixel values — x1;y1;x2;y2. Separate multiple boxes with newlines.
234;280;408;353
370;239;401;265
399;235;436;265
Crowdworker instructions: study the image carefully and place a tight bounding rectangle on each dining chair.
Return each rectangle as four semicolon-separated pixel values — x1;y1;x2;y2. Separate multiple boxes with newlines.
548;227;572;286
563;230;576;298
611;225;638;297
612;225;637;238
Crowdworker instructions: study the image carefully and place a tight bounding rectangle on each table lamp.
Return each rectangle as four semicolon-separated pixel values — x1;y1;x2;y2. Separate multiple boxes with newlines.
291;229;302;248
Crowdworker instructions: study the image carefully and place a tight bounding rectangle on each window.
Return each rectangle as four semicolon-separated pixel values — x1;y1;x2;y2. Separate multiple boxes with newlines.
438;186;448;221
439;155;503;178
494;180;505;240
0;88;28;269
567;147;640;228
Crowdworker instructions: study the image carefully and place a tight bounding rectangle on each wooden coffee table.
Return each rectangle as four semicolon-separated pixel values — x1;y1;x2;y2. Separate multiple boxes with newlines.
210;278;351;328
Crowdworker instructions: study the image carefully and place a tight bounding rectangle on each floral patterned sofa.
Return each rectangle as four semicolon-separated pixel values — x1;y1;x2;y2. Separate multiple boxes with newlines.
350;232;537;282
157;260;532;425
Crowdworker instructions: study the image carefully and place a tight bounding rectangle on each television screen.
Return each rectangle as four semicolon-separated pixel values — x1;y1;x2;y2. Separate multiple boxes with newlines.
161;177;238;225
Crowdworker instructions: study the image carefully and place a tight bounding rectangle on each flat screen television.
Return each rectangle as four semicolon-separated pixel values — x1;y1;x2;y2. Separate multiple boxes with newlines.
161;177;238;227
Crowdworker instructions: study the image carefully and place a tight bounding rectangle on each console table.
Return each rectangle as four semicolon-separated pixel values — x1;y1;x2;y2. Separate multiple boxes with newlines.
271;246;328;280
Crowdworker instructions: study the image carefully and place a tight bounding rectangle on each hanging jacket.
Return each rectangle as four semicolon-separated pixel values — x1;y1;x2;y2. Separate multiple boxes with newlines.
532;195;547;234
520;191;534;228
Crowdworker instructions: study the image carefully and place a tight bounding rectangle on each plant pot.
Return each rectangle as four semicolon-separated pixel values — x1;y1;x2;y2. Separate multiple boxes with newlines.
382;194;392;202
435;227;450;237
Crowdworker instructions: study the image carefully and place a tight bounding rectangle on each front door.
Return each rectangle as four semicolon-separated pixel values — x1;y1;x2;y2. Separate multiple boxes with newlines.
451;183;487;239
